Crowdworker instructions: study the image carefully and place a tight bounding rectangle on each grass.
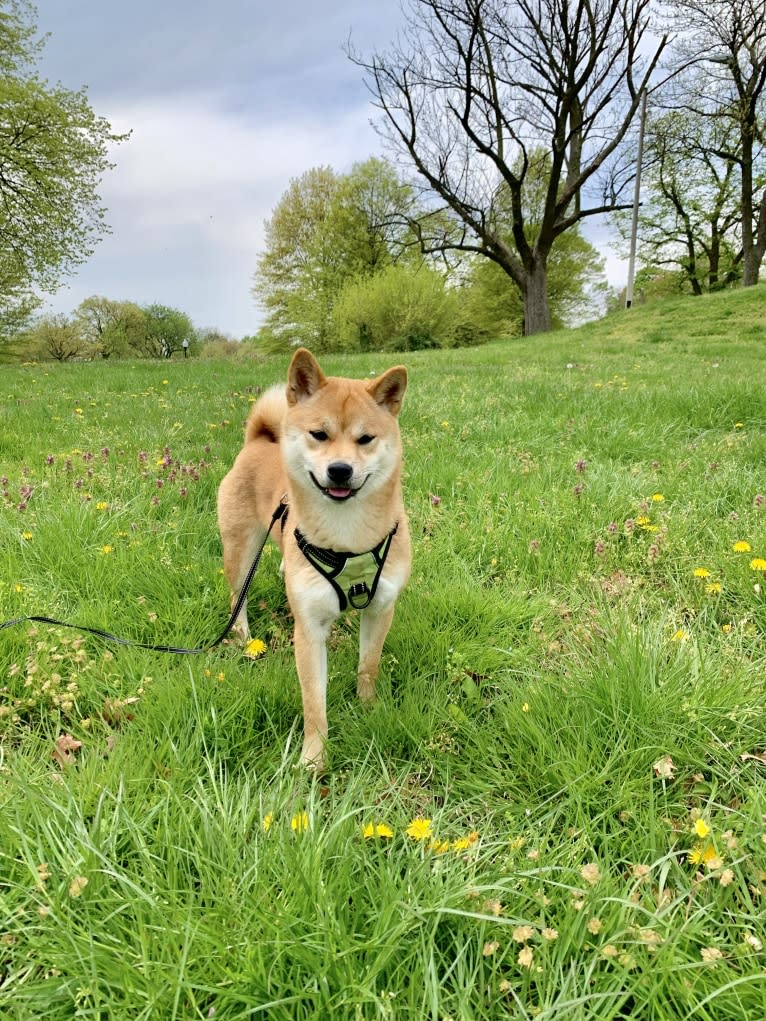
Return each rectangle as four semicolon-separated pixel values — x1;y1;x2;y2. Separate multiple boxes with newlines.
1;285;766;1019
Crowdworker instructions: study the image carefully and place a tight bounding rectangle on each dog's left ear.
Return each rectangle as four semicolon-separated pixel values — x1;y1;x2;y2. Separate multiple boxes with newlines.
287;348;326;405
368;366;407;416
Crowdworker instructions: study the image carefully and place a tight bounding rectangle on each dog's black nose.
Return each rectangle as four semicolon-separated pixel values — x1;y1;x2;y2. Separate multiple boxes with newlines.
327;461;353;485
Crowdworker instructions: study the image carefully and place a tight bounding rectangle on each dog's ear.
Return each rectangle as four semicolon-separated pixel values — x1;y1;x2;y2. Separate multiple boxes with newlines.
368;366;407;416
287;348;326;405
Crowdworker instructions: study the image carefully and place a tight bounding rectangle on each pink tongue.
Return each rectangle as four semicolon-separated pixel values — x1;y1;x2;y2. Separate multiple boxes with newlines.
328;487;351;499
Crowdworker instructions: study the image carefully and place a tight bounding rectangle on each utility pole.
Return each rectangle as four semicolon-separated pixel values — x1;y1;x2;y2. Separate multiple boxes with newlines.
626;89;648;309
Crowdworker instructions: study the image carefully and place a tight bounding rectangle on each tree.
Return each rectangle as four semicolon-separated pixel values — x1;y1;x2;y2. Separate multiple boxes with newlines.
253;166;345;349
0;1;128;334
351;0;666;335
24;313;83;361
667;0;766;287
613;102;746;294
141;304;193;358
252;159;421;350
466;226;606;335
74;296;148;358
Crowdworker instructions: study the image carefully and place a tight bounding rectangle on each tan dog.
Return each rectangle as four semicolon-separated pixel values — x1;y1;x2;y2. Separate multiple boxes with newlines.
217;348;411;770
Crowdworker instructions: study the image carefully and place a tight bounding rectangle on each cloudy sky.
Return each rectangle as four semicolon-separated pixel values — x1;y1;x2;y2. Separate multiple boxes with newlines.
34;0;626;337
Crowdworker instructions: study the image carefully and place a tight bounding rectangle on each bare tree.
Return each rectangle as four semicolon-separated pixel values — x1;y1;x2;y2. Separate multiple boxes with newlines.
352;0;666;335
667;0;766;286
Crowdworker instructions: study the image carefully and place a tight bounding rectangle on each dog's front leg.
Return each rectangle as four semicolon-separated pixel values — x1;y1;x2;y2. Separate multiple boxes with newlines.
357;603;395;703
293;615;331;770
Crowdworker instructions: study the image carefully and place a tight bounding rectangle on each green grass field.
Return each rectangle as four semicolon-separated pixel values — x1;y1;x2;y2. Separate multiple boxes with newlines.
1;286;766;1019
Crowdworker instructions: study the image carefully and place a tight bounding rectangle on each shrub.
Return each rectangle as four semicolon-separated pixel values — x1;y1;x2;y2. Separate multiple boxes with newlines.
330;264;461;352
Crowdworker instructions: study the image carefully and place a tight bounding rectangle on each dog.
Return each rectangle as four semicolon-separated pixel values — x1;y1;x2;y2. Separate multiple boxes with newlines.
217;348;411;770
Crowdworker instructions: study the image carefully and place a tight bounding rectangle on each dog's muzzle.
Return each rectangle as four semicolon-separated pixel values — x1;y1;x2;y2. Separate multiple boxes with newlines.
310;465;367;502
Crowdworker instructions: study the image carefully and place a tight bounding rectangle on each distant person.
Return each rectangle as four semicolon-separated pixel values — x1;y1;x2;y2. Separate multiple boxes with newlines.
182;338;189;359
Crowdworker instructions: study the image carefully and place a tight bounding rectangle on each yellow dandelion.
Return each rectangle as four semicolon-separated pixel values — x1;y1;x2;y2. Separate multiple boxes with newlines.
429;839;451;854
749;558;766;571
734;423;744;429
636;516;651;526
705;582;722;594
694;818;711;839
14;583;24;593
362;822;394;840
21;531;33;540
405;818;433;841
291;812;309;833
522;702;530;713
693;567;711;578
262;813;273;832
100;545;113;555
671;629;688;642
651;493;665;502
245;638;268;659
74;408;83;415
452;831;479;852
95;501;109;511
732;541;752;553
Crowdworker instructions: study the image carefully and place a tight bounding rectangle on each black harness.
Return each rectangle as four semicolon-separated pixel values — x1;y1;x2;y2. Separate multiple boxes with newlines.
293;523;398;611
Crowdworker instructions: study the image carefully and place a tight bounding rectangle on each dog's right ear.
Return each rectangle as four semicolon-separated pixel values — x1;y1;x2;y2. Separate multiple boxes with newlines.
287;348;326;405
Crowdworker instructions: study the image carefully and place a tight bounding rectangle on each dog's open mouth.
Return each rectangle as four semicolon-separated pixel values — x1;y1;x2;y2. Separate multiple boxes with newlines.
310;473;366;502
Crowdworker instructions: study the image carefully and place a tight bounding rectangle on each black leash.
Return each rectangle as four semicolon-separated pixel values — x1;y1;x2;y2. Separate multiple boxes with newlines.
0;502;288;655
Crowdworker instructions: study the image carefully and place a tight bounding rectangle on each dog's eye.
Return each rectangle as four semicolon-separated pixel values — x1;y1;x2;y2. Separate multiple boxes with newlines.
357;434;375;446
309;430;329;442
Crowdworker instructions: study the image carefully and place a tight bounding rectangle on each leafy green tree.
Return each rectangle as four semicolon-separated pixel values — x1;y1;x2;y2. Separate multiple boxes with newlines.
252;159;421;351
74;296;148;358
22;313;83;361
0;261;37;337
253;166;342;350
668;0;766;287
0;1;128;337
616;103;746;294
140;304;194;359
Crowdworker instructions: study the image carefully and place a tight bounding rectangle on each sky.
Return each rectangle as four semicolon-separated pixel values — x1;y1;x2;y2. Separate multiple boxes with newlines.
33;0;627;338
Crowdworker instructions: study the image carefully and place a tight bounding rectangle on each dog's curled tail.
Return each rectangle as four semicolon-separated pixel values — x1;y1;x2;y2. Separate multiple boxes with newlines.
244;384;287;445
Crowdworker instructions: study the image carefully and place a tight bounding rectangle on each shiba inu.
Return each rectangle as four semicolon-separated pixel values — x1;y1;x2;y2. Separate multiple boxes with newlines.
217;348;411;770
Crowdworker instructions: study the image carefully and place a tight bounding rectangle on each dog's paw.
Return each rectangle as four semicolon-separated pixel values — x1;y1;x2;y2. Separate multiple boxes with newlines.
357;675;377;703
300;736;326;774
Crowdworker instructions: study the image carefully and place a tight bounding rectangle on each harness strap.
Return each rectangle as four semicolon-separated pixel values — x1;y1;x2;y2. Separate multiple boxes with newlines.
294;524;398;611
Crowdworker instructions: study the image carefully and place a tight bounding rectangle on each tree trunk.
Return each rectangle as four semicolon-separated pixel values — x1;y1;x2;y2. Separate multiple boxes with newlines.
740;130;762;286
522;261;552;336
